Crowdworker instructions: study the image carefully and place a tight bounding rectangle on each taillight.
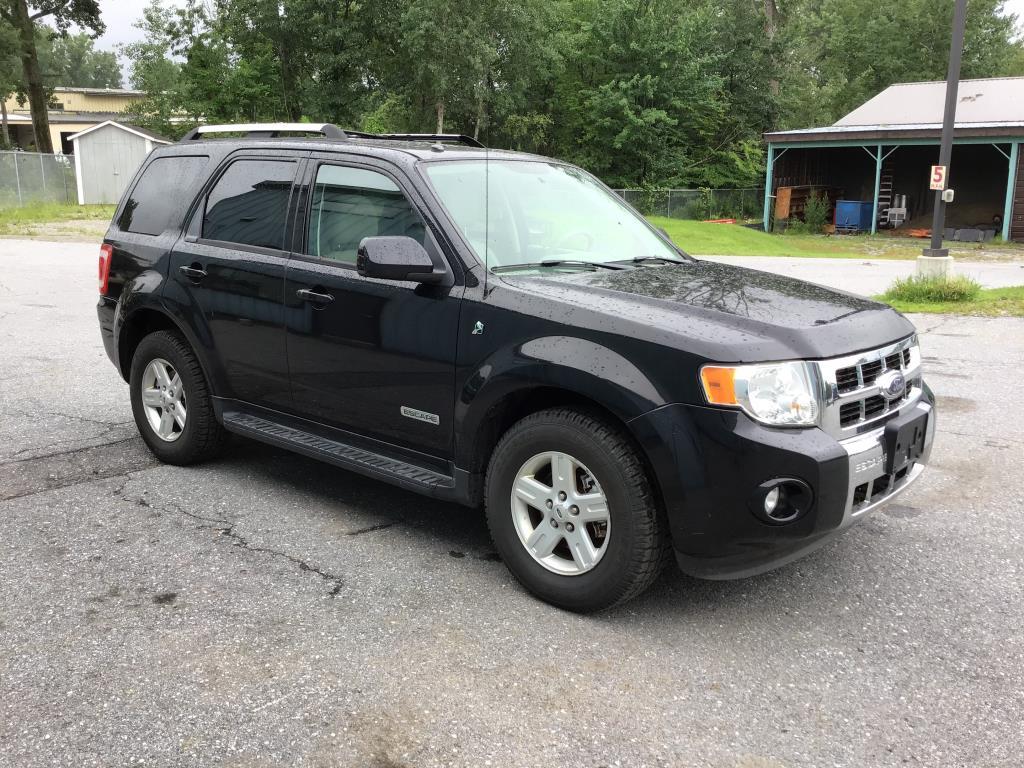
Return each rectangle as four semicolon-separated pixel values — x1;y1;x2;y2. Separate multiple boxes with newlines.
99;243;113;295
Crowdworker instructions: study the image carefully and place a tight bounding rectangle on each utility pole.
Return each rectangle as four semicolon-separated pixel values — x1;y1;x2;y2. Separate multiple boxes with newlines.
919;0;968;277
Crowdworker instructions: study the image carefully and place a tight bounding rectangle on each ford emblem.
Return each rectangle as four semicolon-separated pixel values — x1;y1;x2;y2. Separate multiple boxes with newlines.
877;370;906;401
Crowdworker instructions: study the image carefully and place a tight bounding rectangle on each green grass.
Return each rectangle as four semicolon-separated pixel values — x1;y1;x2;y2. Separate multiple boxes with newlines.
882;274;981;303
876;284;1024;316
0;202;115;235
648;216;1024;260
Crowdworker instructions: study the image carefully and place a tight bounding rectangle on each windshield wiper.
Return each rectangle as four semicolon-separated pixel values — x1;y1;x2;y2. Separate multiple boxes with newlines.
491;260;626;273
620;255;689;265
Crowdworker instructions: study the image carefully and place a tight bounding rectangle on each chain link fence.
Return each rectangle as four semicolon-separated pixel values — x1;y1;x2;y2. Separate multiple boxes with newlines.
0;151;77;206
613;188;764;222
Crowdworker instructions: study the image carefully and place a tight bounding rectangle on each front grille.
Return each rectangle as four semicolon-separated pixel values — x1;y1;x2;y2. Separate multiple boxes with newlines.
836;366;859;394
839;401;861;425
863;395;886;419
860;359;883;385
821;336;919;435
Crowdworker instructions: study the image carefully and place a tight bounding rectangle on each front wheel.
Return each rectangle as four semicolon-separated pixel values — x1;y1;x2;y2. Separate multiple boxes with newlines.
485;408;668;612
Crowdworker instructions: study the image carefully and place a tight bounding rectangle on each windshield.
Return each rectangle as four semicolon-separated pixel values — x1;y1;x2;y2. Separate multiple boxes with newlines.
422;160;684;270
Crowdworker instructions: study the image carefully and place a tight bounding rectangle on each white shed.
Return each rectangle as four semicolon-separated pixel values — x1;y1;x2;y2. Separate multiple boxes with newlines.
68;121;171;205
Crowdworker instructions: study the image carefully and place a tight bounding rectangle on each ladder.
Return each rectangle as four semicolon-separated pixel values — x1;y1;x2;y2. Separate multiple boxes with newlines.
877;158;895;228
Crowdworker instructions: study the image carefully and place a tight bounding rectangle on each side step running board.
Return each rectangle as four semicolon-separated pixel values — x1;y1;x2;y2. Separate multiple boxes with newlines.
222;410;456;496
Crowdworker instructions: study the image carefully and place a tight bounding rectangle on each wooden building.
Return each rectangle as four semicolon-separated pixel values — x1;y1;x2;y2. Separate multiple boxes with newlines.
763;76;1024;242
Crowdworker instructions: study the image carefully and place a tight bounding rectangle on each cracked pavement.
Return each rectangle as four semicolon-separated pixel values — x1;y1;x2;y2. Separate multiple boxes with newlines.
1;240;1023;767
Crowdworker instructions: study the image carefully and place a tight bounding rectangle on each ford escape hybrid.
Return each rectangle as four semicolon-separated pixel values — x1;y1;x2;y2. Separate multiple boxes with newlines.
96;123;935;612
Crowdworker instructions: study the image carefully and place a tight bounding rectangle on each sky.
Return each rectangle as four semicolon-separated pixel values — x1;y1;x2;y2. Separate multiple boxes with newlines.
89;0;1024;87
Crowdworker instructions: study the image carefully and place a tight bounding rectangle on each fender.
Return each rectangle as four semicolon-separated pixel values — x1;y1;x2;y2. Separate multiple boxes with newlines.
113;272;227;397
454;334;671;470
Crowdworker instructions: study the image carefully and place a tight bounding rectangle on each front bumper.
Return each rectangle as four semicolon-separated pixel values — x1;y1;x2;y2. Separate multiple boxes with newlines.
629;386;935;579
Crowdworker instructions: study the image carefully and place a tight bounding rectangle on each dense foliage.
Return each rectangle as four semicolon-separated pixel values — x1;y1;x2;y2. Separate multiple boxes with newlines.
4;0;1024;183
1;0;105;152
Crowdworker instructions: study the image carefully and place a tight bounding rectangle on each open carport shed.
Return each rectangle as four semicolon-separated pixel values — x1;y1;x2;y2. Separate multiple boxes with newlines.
762;76;1024;242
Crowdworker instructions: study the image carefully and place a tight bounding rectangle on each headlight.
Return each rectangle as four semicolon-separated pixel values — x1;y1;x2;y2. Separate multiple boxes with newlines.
700;361;819;427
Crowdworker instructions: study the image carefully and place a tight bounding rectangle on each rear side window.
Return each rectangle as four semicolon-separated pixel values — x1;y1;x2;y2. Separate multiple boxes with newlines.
118;155;209;235
307;164;425;264
203;159;296;249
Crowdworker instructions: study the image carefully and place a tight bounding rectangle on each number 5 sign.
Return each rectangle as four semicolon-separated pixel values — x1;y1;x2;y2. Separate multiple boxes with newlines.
930;165;947;191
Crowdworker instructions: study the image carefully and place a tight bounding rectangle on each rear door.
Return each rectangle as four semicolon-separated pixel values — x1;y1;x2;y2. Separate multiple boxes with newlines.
163;151;305;409
283;156;463;457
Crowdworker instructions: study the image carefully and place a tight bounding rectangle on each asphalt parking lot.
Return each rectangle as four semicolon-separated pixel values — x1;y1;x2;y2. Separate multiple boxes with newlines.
2;239;1023;768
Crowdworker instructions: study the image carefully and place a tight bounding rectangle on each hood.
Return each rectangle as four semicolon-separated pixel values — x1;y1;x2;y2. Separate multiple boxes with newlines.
500;260;915;362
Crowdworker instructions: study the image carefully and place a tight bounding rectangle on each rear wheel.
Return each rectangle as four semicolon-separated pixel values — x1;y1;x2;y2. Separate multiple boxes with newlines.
129;330;226;465
485;408;667;612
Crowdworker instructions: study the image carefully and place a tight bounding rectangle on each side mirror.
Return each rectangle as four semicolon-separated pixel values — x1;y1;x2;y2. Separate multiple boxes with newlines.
356;236;446;284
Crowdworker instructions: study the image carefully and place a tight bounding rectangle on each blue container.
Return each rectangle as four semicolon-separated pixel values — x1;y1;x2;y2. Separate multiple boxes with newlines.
834;200;875;232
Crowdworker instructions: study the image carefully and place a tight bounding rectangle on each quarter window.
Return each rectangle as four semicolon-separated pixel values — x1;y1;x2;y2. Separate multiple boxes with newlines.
203;159;296;249
307;165;425;264
118;155;209;236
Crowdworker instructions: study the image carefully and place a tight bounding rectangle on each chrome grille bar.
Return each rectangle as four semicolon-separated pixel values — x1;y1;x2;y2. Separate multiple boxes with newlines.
814;336;922;439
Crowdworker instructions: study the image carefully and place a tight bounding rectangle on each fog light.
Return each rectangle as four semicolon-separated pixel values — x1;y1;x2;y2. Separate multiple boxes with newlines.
750;478;813;524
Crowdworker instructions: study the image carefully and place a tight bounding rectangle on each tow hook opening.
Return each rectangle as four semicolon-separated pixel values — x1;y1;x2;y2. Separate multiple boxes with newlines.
751;478;813;524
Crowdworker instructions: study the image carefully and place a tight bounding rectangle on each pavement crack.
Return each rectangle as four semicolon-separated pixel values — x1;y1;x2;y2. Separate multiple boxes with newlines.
0;433;139;465
209;523;346;597
2;467;137;502
117;491;346;598
918;316;956;335
346;522;395;536
7;408;133;429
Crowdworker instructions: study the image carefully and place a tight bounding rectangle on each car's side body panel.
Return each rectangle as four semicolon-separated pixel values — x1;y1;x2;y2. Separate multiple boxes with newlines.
280;152;465;457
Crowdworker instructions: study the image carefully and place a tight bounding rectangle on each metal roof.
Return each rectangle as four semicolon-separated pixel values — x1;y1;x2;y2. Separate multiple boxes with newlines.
837;77;1024;126
50;86;146;96
765;76;1024;144
67;120;171;144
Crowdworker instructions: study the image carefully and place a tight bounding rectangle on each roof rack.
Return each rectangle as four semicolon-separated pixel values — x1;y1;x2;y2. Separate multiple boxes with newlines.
344;131;486;148
177;123;487;149
179;123;348;142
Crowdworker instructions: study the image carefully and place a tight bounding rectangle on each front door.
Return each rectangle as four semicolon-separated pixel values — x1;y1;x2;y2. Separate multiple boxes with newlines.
284;159;462;457
165;152;302;409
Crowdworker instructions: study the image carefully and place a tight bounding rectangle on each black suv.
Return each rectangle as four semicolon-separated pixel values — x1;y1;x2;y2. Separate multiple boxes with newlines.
97;123;935;611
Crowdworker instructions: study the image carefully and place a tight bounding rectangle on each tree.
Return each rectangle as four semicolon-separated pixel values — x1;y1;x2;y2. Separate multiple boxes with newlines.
115;0;1024;191
0;0;103;153
0;21;20;147
121;0;184;136
780;0;1023;125
39;30;121;88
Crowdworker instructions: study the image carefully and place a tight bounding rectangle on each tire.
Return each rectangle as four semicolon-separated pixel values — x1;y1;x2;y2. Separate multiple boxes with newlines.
129;330;227;465
485;407;668;612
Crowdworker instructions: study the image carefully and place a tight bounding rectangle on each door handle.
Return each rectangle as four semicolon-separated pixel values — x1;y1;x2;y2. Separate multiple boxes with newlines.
180;264;207;280
296;288;334;305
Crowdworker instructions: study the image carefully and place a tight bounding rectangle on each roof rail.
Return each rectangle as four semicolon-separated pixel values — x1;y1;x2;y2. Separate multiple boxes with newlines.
179;123;348;142
344;131;486;148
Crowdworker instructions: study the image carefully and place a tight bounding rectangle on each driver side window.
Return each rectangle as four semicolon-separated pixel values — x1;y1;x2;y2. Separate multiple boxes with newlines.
307;164;425;265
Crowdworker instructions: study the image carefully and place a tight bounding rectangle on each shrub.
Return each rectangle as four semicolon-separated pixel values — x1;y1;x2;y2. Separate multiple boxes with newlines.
802;192;830;234
882;274;982;303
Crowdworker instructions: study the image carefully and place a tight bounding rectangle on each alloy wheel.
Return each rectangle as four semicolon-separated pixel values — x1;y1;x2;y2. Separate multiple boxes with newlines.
140;357;187;442
510;451;611;575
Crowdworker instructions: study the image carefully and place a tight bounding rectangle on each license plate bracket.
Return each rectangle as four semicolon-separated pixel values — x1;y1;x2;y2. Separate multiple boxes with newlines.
884;410;928;474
